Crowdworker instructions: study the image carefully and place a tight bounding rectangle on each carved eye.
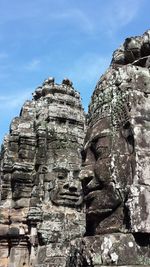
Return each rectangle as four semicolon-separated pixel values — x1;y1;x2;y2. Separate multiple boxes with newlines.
95;146;103;158
92;146;104;160
57;174;65;180
91;138;110;160
81;149;86;161
91;139;101;160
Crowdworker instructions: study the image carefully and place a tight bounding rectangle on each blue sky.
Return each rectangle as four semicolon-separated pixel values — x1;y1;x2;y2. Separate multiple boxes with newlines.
0;0;150;144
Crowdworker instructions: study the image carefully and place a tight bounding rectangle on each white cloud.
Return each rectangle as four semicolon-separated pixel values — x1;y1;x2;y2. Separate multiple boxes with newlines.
48;0;143;36
44;0;143;37
0;1;94;34
50;8;94;33
0;0;145;38
66;53;110;84
103;0;143;35
0;90;32;109
24;59;40;71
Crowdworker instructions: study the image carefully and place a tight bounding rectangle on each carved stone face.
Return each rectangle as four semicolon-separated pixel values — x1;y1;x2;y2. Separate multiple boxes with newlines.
81;122;135;234
36;148;84;210
80;68;137;234
50;165;82;207
80;64;150;235
80;118;122;222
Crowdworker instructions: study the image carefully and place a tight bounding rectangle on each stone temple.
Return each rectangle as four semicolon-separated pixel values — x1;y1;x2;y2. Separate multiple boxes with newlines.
0;30;150;267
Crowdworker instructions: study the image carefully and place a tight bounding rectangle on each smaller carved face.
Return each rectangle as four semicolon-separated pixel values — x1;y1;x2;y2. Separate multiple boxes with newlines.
50;167;82;207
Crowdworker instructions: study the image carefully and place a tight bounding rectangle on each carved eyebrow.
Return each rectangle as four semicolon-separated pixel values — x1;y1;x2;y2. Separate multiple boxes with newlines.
85;135;103;148
83;134;111;159
88;133;112;146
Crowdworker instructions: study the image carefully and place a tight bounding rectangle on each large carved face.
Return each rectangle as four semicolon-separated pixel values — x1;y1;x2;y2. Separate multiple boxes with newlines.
81;118;122;219
80;68;136;234
81;122;134;234
80;63;150;235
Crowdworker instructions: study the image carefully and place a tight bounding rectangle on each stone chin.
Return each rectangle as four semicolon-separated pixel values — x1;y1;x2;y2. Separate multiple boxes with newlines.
86;205;116;218
84;189;122;218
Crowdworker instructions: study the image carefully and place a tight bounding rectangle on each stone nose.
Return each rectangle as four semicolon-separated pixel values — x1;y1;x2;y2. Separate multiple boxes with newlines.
63;182;78;193
80;167;101;193
69;181;78;193
80;168;95;187
63;174;78;193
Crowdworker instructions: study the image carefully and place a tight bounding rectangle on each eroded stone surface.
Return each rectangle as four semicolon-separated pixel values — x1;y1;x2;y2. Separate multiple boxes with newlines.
72;30;150;266
83;64;150;234
67;234;150;266
0;78;86;267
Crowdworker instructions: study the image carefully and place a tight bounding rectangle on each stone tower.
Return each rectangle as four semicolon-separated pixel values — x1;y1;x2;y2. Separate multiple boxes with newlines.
0;78;86;267
68;30;150;266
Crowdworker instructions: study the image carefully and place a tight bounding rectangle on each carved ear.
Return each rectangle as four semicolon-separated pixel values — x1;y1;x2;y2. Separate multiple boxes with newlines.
121;122;134;154
81;149;86;162
121;121;132;138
